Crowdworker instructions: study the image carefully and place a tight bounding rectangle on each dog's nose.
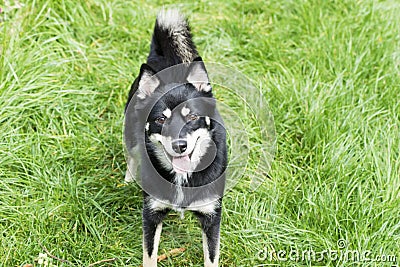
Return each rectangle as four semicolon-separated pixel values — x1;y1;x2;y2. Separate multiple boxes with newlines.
172;139;187;154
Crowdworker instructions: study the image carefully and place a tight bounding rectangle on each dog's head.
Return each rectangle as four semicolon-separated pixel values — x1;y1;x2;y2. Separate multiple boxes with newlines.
137;60;218;174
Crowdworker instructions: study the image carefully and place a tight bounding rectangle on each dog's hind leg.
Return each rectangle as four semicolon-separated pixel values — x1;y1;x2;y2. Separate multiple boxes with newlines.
194;207;222;267
124;163;134;183
125;146;141;183
142;199;169;267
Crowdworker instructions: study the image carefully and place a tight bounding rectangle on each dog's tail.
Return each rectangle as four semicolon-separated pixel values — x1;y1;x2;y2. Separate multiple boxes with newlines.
147;8;199;66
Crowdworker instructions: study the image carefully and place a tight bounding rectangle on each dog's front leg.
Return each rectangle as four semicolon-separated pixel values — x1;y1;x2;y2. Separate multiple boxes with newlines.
194;206;222;267
142;201;169;267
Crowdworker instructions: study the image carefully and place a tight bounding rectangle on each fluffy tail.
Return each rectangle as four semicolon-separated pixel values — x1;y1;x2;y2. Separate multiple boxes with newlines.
147;9;199;67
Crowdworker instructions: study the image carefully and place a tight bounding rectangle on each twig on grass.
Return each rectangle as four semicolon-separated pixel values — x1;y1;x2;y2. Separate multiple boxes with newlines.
40;243;72;265
139;247;186;267
157;247;186;262
88;257;118;267
40;242;118;266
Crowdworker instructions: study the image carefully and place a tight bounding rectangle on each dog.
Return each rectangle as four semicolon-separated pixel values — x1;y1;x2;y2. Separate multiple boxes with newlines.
124;8;227;267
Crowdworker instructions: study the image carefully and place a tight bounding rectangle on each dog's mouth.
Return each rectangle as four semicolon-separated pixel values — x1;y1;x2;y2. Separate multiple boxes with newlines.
149;132;208;174
170;137;199;174
171;154;191;174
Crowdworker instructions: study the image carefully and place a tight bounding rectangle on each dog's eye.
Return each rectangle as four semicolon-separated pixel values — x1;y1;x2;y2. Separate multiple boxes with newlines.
187;114;199;121
155;116;166;124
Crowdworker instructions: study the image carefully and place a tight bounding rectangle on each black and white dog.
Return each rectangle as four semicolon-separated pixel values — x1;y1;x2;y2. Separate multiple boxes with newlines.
124;9;227;267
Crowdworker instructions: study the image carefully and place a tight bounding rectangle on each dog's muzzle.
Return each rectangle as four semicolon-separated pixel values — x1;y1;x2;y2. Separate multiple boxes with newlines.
172;139;187;154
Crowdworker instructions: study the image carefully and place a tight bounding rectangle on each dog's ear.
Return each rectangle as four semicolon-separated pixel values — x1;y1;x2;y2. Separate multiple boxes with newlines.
187;57;212;92
137;64;160;99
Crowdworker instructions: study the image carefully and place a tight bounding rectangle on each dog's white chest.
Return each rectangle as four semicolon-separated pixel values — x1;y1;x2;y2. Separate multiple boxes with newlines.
147;197;219;217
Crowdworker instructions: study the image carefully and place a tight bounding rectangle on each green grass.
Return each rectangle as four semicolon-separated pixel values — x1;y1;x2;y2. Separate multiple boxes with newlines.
1;0;399;266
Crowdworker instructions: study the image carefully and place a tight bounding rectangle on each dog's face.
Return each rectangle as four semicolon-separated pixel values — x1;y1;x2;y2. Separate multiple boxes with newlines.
146;85;216;174
137;61;218;174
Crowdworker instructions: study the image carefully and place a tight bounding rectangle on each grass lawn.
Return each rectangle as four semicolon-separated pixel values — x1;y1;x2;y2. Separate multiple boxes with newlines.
1;0;399;266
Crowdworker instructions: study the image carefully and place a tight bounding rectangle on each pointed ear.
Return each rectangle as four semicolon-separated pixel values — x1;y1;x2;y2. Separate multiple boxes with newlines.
137;64;160;99
186;59;212;92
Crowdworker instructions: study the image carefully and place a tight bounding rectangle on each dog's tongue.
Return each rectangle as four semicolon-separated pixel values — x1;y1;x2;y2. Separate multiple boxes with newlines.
172;155;191;173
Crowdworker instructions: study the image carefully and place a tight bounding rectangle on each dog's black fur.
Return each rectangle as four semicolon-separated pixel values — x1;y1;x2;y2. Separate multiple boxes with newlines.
124;9;227;267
